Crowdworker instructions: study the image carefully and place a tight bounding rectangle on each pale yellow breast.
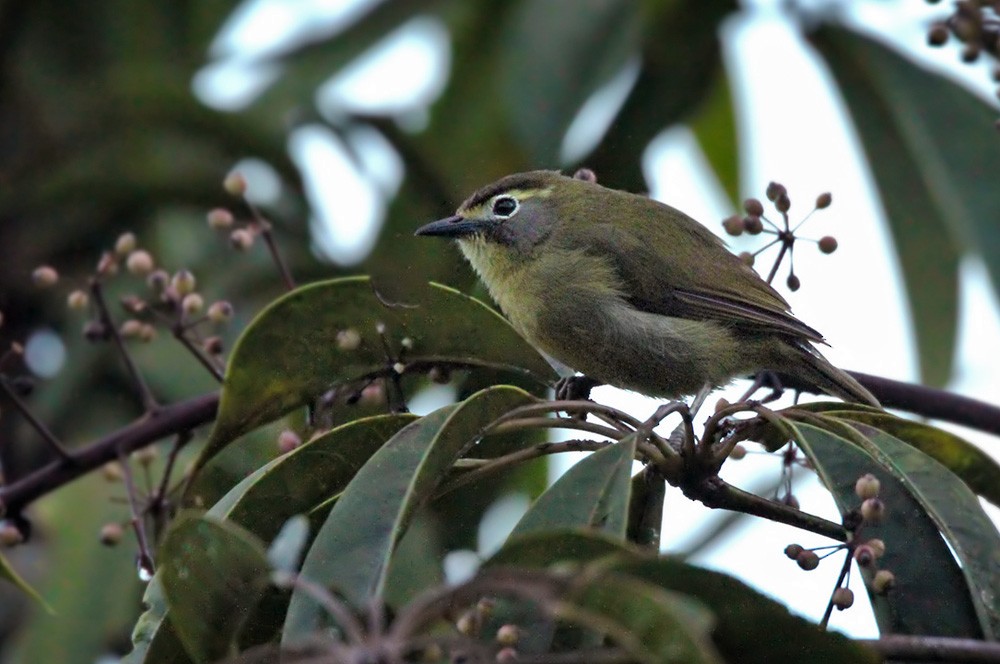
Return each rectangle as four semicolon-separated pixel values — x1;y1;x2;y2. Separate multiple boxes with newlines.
457;237;545;341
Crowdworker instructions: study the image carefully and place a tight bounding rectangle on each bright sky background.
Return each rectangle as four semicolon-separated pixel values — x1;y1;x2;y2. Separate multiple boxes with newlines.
194;0;1000;640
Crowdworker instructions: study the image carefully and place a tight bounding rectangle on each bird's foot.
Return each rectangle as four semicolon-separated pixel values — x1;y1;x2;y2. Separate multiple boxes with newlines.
554;375;602;420
554;374;601;402
740;371;785;404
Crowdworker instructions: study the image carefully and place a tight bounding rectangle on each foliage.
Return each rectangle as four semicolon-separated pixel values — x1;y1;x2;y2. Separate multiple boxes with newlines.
1;0;1000;662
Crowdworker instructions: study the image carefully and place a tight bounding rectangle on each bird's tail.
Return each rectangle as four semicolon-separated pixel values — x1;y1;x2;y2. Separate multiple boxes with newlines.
785;344;881;407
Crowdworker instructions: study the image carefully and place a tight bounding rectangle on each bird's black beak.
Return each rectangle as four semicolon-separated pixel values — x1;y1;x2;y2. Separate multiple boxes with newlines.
414;215;486;238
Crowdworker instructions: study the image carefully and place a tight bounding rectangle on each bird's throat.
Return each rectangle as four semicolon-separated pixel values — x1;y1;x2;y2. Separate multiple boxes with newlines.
456;237;541;339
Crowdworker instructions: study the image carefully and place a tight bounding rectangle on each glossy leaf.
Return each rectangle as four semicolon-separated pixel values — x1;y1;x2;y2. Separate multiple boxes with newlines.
159;514;271;663
850;422;1000;637
564;571;721;664
282;385;537;642
487;529;638;569
123;578;190;664
488;530;876;663
616;557;879;664
198;277;555;468
824;409;1000;508
500;0;639;163
382;512;445;610
810;25;996;386
203;414;418;538
511;434;637;538
626;465;666;548
790;421;986;638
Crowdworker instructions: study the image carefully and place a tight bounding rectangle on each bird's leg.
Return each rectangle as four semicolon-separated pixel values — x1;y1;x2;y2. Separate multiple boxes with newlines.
554;375;602;419
554;374;601;401
689;383;714;417
739;371;784;404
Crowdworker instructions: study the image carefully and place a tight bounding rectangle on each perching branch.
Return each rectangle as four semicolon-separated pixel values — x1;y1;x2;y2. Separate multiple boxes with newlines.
850;370;1000;437
0;366;998;522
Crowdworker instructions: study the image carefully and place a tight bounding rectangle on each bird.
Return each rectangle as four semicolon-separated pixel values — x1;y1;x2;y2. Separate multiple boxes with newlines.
414;169;879;407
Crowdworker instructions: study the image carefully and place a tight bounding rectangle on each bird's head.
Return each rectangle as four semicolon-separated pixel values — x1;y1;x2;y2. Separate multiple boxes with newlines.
415;171;573;255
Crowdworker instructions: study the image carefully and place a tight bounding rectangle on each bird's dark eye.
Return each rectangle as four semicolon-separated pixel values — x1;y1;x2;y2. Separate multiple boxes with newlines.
492;196;518;218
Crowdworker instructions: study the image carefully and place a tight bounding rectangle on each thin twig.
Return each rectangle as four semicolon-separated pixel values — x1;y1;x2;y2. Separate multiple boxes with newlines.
118;447;155;576
861;635;1000;663
246;203;295;291
707;402;781;465
375;323;408;413
489;416;626;441
819;548;853;630
90;278;159;412
765;240;790;285
437;439;614;498
148;431;192;537
171;324;223;382
0;377;73;461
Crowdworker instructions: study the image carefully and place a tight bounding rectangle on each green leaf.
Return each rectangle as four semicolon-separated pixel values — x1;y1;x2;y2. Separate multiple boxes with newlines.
824;409;1000;508
500;0;639;163
790;421;988;638
382;511;445;610
123;578;191;664
809;25;1000;386
689;62;740;207
159;514;271;663
616;557;880;664
511;434;637;538
563;571;721;664
203;414;418;538
849;422;1000;637
282;385;537;642
0;552;49;612
487;529;636;569
626;465;666;548
197;277;555;469
487;530;876;663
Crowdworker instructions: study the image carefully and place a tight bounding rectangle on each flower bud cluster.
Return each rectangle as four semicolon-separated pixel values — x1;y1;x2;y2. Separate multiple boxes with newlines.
719;181;839;294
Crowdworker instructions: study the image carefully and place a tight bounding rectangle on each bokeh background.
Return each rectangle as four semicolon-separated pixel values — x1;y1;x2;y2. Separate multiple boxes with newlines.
1;0;998;661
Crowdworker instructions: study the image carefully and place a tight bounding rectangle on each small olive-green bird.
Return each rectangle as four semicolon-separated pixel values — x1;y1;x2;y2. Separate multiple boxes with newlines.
415;170;879;406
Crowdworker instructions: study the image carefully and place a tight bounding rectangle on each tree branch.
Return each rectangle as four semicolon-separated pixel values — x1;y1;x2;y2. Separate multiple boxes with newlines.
681;476;848;542
0;366;997;521
752;369;1000;438
0;392;218;517
861;635;1000;663
850;371;1000;437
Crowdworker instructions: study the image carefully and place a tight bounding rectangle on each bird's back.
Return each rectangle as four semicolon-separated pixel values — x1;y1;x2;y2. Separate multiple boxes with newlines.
550;178;823;343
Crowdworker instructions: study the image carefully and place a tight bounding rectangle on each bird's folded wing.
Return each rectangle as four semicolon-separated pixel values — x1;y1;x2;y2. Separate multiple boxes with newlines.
573;222;824;343
669;289;825;343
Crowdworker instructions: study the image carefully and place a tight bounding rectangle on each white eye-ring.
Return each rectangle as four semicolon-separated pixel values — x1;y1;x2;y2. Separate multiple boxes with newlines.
491;195;519;218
